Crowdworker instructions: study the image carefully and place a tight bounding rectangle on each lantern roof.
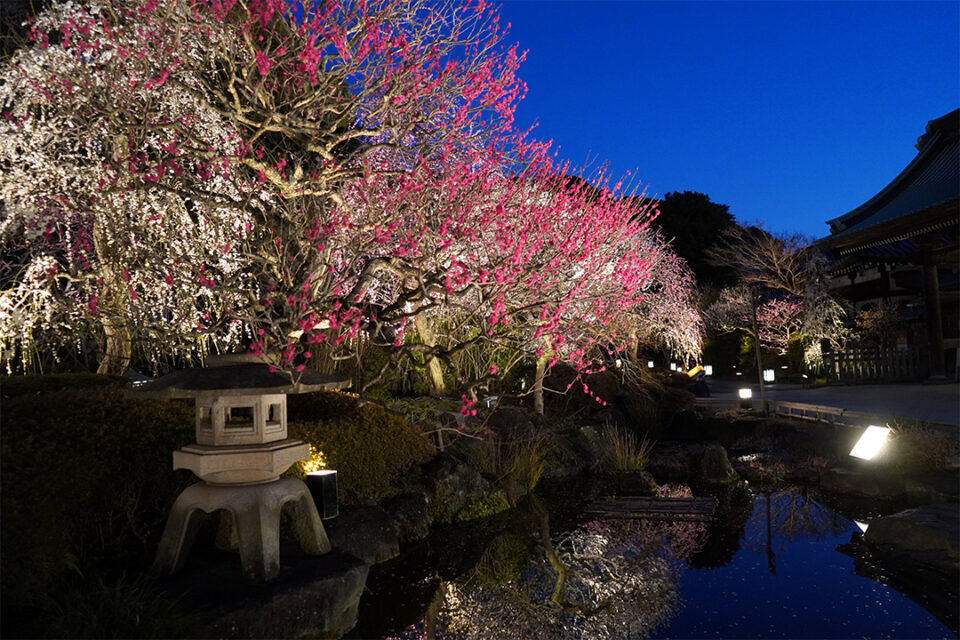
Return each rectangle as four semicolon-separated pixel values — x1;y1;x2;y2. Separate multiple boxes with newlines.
134;354;351;398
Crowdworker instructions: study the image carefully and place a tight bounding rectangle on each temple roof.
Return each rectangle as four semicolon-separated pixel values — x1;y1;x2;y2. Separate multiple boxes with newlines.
826;109;959;241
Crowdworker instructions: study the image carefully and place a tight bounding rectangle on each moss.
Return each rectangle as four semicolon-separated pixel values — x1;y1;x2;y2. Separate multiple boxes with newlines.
287;392;434;505
454;493;510;522
475;532;535;588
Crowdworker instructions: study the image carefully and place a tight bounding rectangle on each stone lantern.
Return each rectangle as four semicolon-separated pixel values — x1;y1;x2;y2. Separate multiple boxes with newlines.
137;354;350;581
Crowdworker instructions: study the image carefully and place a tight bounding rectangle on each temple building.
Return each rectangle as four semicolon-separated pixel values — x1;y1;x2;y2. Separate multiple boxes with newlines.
819;109;959;380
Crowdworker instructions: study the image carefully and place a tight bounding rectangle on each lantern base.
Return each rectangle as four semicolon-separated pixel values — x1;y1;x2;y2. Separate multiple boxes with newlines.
153;477;330;582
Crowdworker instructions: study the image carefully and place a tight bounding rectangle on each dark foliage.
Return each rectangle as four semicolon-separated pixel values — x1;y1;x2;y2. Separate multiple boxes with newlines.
654;191;738;287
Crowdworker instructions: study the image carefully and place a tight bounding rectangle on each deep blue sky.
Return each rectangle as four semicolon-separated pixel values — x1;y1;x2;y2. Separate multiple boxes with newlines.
496;1;959;238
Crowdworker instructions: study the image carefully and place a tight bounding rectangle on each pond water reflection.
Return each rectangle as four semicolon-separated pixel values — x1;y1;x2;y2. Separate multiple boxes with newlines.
347;484;956;640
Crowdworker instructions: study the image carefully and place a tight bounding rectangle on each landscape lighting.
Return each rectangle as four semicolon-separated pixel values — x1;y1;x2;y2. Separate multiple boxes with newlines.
306;470;339;519
670;362;677;371
763;369;775;382
854;521;869;533
704;365;713;376
738;388;752;409
849;425;891;460
648;361;655;368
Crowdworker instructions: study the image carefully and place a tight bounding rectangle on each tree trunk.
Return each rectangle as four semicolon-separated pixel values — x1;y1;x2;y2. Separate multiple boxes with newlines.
750;288;767;413
533;352;550;416
414;312;447;396
92;203;132;377
97;315;131;375
627;335;639;365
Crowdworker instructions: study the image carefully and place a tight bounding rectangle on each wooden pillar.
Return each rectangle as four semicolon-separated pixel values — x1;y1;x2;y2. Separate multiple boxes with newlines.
921;250;945;378
878;263;891;305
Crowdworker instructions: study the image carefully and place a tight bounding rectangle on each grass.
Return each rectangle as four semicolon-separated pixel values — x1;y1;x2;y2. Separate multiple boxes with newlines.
599;423;655;474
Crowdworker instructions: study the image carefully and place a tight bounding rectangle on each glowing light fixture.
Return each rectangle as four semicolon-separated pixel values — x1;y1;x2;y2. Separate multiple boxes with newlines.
849;425;891;460
704;365;713;376
647;361;655;369
854;521;869;533
687;365;704;378
306;470;339;519
615;358;623;368
736;372;742;376
738;388;752;409
670;362;677;371
763;369;775;382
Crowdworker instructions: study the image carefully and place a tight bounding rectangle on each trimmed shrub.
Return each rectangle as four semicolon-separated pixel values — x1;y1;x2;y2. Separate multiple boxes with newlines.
1;374;194;634
287;392;435;504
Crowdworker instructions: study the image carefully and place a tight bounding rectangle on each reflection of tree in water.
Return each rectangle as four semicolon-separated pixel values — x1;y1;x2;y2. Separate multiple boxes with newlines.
390;487;708;640
744;489;849;574
687;482;753;569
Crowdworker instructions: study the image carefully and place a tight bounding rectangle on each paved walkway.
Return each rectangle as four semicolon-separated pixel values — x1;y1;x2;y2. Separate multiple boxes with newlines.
707;378;960;427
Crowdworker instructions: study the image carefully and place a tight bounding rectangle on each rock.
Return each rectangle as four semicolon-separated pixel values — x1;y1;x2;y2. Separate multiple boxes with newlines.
192;550;369;639
453;492;511;522
381;492;430;542
422;454;495;524
661;387;696;412
865;503;960;574
486;407;535;441
325;506;399;565
701;443;739;483
820;467;904;498
603;470;658;495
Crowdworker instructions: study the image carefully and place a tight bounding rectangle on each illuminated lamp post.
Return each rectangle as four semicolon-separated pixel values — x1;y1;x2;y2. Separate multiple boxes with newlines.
738;388;753;410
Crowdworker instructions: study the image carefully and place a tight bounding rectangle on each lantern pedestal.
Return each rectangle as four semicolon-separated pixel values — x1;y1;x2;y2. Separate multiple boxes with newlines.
153;477;330;582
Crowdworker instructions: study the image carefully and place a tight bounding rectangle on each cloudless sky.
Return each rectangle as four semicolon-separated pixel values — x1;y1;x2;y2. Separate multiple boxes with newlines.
496;0;959;238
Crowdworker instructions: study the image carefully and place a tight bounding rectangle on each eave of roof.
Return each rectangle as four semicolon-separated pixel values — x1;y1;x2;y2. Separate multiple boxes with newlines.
825;109;960;238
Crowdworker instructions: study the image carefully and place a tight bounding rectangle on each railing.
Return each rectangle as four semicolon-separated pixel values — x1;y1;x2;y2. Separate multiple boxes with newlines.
693;397;958;436
822;346;925;382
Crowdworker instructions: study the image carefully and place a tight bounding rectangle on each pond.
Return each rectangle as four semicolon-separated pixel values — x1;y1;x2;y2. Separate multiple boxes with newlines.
345;481;957;640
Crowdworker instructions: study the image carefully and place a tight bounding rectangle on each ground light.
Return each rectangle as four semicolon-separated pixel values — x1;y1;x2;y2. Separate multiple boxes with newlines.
670;362;677;371
306;470;339;519
849;425;891;460
704;365;713;376
738;388;753;409
648;361;655;368
763;369;775;382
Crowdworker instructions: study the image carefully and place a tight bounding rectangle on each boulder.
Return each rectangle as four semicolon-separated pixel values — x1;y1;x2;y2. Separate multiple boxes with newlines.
604;470;658;495
865;503;959;574
701;443;739;483
194;551;368;639
422;454;495;524
381;492;430;542
485;407;535;441
820;467;904;498
325;506;399;565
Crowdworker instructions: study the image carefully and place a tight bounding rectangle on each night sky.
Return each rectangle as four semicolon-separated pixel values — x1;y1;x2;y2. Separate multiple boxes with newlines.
496;0;959;239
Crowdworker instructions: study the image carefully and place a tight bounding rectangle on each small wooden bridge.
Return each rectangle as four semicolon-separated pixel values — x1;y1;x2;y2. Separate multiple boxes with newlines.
583;496;718;522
